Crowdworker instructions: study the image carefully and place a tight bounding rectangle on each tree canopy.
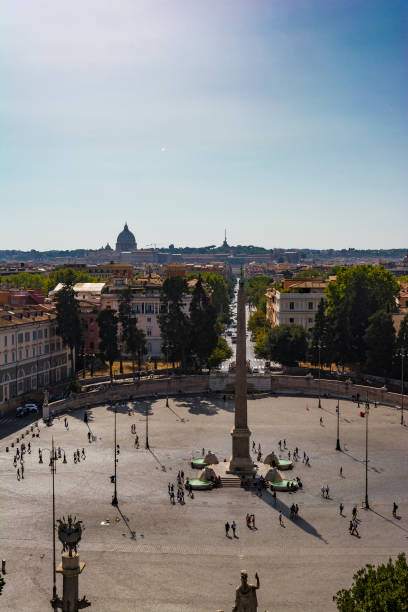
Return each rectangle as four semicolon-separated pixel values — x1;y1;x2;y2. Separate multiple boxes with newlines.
0;268;102;294
262;324;307;366
97;308;119;383
333;553;408;611
55;282;82;377
245;276;271;312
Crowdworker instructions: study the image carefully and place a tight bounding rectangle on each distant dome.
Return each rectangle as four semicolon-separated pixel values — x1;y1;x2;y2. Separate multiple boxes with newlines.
115;223;137;252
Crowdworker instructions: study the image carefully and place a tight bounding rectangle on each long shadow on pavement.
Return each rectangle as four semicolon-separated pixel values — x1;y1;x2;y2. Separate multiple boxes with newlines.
247;487;328;543
177;396;234;416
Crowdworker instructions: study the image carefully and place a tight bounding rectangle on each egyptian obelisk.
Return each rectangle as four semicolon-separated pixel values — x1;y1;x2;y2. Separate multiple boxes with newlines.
229;275;254;473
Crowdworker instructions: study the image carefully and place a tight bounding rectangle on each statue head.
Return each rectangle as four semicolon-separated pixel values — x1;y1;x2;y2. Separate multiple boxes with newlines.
240;570;248;586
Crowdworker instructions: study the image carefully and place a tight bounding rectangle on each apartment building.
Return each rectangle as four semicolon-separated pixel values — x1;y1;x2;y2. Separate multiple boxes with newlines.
266;280;327;331
0;304;72;406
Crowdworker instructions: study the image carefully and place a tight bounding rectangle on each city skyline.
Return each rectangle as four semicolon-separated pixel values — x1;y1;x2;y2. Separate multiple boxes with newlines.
1;0;407;250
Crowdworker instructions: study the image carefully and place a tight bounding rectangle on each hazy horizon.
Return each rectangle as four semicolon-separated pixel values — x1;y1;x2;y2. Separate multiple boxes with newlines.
1;1;407;250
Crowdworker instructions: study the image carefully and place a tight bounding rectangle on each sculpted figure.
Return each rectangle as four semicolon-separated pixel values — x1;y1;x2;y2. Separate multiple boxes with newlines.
232;570;260;612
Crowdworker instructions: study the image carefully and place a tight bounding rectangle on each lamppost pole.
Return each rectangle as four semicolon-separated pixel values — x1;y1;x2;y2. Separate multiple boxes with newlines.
145;401;149;450
112;405;118;506
318;342;322;409
166;344;169;408
401;349;405;426
336;399;341;451
365;398;370;510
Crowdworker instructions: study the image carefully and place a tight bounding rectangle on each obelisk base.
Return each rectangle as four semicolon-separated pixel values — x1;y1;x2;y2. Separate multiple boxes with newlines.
228;427;255;474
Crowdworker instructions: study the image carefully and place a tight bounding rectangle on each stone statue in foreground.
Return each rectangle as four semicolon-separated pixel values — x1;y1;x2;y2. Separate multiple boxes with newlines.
232;570;260;611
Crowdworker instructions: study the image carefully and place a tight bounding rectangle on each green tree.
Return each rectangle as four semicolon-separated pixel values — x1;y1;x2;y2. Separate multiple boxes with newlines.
326;265;399;365
207;336;233;369
309;298;333;366
245;276;271;312
118;287;146;378
97;308;119;384
263;324;307;366
333;553;408;611
364;310;395;376
159;277;191;371
396;313;408;353
55;283;82;378
189;277;218;368
186;272;232;322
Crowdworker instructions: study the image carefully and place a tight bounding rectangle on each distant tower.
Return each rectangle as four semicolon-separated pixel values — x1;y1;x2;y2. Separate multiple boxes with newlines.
222;229;229;249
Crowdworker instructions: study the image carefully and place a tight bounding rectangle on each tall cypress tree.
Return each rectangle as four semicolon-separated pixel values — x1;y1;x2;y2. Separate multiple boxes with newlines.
189;277;218;369
118;287;146;378
159;277;191;371
55;281;82;379
97;308;119;384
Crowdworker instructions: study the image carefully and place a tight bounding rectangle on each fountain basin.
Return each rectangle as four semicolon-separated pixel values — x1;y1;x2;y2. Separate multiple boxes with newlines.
188;479;214;491
191;458;206;469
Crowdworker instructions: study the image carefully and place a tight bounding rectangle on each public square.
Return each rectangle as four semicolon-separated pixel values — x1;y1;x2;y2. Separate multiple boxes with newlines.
1;394;407;611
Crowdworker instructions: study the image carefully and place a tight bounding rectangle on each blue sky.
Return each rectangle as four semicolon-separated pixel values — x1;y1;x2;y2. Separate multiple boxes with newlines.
1;0;407;250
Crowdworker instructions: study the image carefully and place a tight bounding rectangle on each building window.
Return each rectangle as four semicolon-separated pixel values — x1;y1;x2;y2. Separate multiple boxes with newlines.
11;334;15;344
4;336;7;347
44;329;48;338
147;328;152;337
39;344;42;355
25;348;29;358
25;332;30;342
19;349;23;360
308;302;313;310
33;330;37;340
38;329;43;339
289;302;294;310
4;353;8;364
12;351;16;362
18;333;23;344
147;343;152;353
50;343;55;353
147;317;151;323
32;346;36;357
289;318;294;323
45;344;49;354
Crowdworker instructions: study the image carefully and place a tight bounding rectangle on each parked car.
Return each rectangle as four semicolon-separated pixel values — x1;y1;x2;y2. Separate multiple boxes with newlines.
16;403;38;417
25;403;39;413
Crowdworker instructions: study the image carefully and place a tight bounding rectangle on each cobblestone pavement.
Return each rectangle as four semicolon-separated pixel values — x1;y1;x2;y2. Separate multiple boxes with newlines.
1;395;407;611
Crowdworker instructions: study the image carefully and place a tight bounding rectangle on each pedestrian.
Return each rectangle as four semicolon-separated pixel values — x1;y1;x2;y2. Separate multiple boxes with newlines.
321;486;325;498
81;448;86;459
279;511;283;526
88;431;91;443
28;442;31;453
348;520;353;534
339;503;344;516
252;440;256;451
202;448;205;456
352;506;357;520
21;463;24;479
306;456;310;466
288;450;291;460
117;444;120;454
351;521;359;536
340;466;343;477
225;521;230;537
231;521;237;537
303;451;306;462
74;452;77;464
181;470;184;480
251;514;256;529
84;412;88;424
17;468;20;480
393;502;398;518
258;443;261;452
283;439;287;449
295;504;299;519
135;435;139;448
290;504;295;519
320;416;323;426
246;513;251;528
13;456;17;467
325;485;330;499
278;440;281;450
272;489;277;505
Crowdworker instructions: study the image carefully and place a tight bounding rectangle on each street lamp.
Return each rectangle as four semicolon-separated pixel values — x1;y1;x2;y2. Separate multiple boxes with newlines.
335;399;341;451
400;348;405;426
145;401;150;450
112;405;118;506
166;344;169;408
364;397;370;510
39;438;59;608
318;342;322;409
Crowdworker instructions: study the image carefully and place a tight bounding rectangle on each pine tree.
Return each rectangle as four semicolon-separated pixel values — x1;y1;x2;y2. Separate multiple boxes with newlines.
158;277;191;371
189;277;218;369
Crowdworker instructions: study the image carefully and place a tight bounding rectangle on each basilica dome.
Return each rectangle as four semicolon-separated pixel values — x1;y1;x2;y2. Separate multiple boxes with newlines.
115;223;137;252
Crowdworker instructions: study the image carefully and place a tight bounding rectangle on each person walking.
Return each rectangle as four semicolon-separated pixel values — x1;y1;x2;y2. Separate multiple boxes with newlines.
231;521;237;537
87;431;91;443
303;451;306;462
340;466;343;477
320;416;323;426
251;514;256;529
17;467;20;480
339;503;344;516
21;463;24;479
272;489;277;505
325;485;330;499
81;448;86;459
279;511;283;526
283;439;287;449
225;521;230;537
295;504;299;519
393;502;398;518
